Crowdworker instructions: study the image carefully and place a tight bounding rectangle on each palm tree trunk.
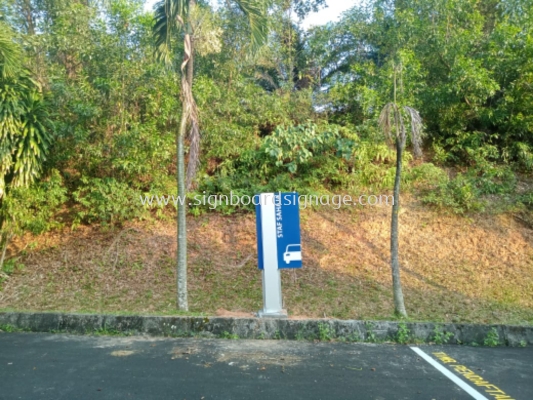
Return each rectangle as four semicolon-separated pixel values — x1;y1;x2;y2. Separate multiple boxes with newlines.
175;8;197;311
185;31;200;190
0;232;9;271
391;141;407;317
177;77;189;311
0;204;9;271
185;0;200;190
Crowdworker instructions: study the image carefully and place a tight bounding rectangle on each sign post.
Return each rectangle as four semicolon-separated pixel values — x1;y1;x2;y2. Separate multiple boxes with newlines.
255;192;302;318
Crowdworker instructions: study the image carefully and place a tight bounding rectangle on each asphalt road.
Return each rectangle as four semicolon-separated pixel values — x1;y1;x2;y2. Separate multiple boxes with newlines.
0;333;531;400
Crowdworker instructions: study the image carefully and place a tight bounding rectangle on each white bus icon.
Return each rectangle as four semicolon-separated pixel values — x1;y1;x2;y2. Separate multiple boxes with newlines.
283;244;302;264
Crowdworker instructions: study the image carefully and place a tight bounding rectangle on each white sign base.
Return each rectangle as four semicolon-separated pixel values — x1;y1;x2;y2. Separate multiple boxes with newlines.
257;193;287;318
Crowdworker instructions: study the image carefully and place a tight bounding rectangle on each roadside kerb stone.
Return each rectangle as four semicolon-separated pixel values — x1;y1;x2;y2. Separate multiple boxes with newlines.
0;312;531;346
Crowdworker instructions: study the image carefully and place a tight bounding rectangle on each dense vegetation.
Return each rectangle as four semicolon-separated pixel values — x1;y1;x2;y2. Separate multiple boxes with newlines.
0;0;532;252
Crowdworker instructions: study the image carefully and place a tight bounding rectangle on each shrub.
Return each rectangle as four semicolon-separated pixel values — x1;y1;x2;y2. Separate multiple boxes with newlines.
351;141;417;191
422;173;485;214
263;122;354;173
422;150;517;214
72;176;145;226
2;169;68;235
194;122;357;213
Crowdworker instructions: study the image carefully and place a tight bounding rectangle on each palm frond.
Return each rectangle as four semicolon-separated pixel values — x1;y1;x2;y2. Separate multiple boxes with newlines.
0;22;22;78
379;102;396;143
403;106;423;158
0;83;51;198
234;0;268;51
380;103;424;155
11;91;52;189
153;0;188;64
396;107;406;148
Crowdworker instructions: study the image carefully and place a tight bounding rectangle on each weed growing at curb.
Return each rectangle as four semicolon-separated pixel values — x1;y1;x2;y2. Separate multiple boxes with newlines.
318;323;334;341
396;323;411;344
0;324;34;333
1;313;531;346
337;332;362;343
0;324;18;333
92;323;127;336
364;322;377;343
432;325;454;345
220;331;239;339
169;330;195;338
295;329;306;341
347;332;362;342
484;328;500;347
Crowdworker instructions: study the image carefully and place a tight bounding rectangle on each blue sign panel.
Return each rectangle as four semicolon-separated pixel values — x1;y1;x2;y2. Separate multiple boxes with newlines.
274;192;302;269
256;192;302;270
255;196;264;270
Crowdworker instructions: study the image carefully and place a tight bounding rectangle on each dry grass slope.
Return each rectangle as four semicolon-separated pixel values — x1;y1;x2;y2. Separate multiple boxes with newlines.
1;198;532;325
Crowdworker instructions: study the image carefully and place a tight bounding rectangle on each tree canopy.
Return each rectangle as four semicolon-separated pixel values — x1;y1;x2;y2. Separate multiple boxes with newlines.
0;0;530;225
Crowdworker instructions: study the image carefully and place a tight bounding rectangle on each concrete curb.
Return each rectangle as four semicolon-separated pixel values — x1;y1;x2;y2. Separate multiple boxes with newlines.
0;312;532;346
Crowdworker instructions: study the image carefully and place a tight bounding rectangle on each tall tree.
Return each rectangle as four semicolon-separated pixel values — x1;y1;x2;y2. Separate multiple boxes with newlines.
153;0;267;311
378;62;422;318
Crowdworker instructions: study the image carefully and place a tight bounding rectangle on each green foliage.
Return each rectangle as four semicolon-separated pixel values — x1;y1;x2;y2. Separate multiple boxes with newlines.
0;324;17;333
0;69;52;198
263;122;354;173
514;143;533;172
432;325;454;345
1;258;24;276
408;163;448;188
92;324;124;336
422;173;486;214
295;329;306;341
195;76;316;162
0;0;531;238
364;322;377;343
220;331;239;339
352;141;405;190
0;167;66;273
484;327;500;347
2;170;67;235
396;322;411;344
0;21;22;78
309;0;533;166
195;122;356;213
346;332;362;342
0;257;24;288
422;152;516;214
518;192;533;210
317;322;334;341
72;177;145;226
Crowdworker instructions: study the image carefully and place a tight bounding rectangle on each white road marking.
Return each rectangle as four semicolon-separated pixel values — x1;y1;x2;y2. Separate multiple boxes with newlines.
410;347;489;400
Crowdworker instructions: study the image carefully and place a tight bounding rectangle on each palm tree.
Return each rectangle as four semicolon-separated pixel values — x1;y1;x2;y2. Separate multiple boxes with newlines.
0;23;52;269
0;22;21;79
153;0;267;311
378;64;423;318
